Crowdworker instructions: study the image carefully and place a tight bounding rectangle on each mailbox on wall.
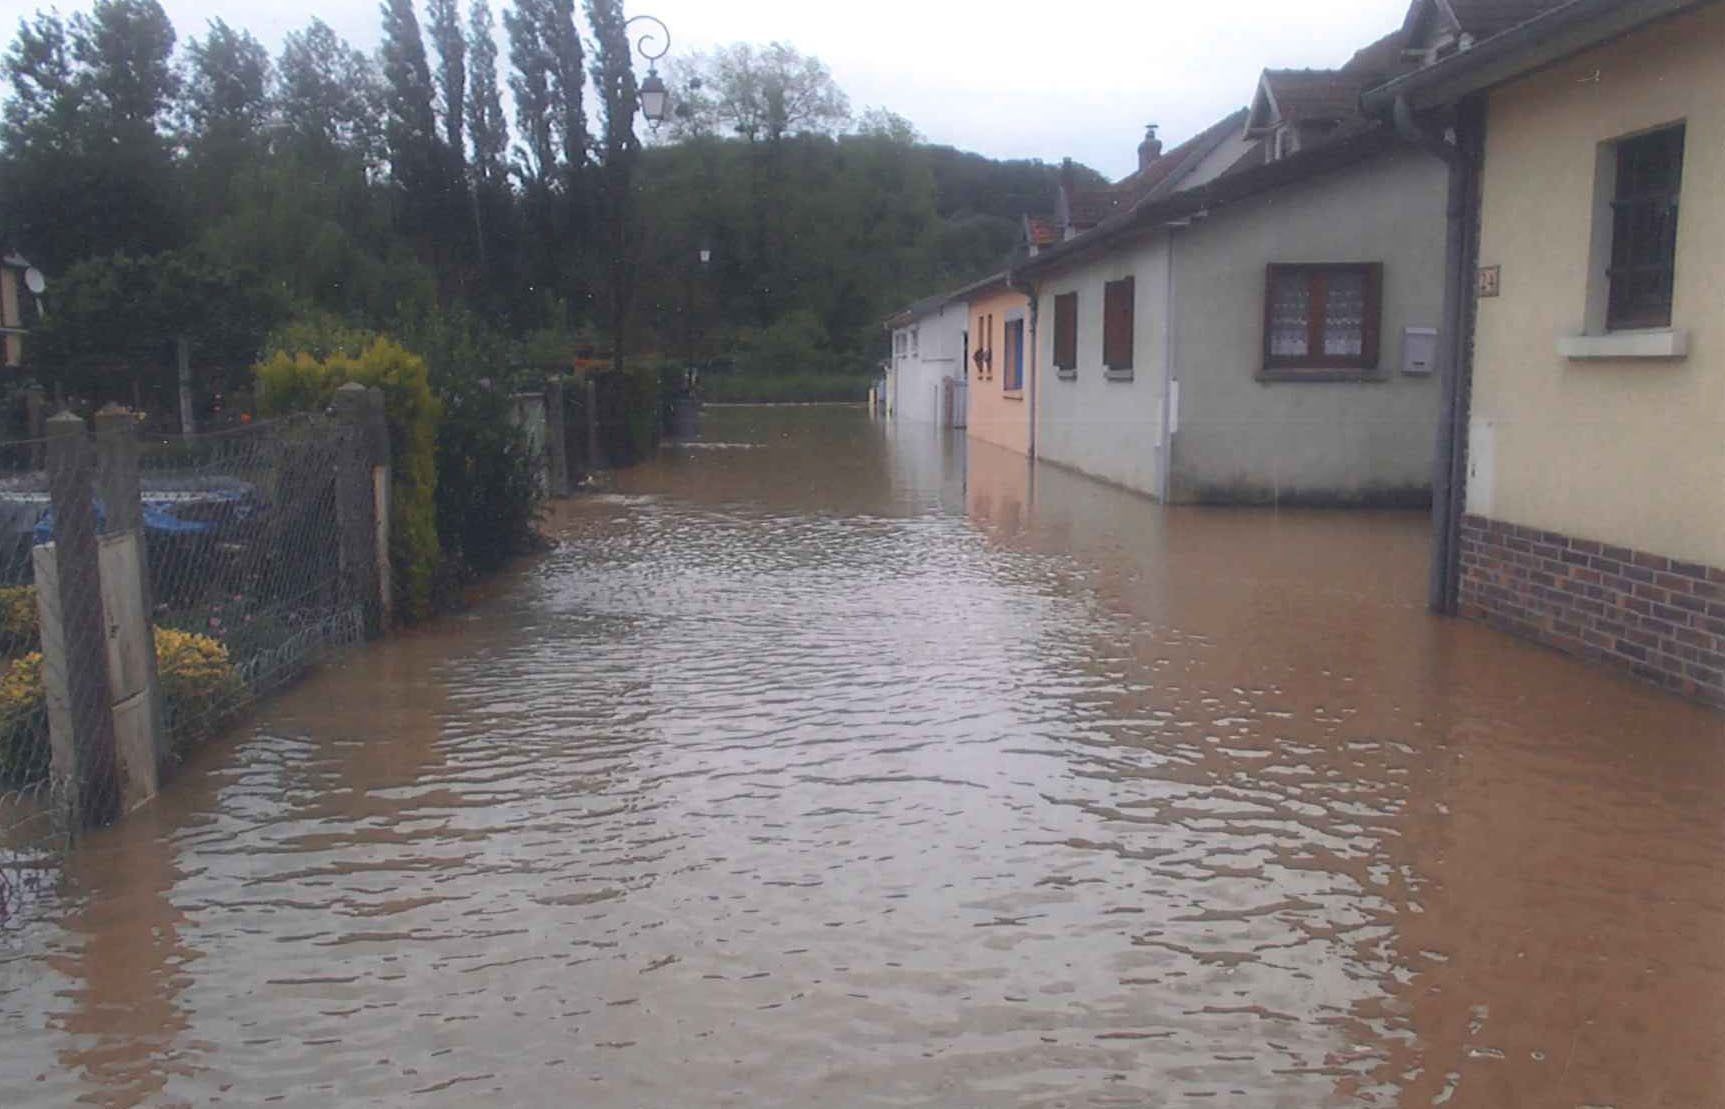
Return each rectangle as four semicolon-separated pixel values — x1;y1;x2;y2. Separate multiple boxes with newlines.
1402;327;1438;376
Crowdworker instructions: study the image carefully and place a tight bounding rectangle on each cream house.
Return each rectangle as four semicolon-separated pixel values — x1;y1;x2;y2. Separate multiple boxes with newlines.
1365;0;1724;706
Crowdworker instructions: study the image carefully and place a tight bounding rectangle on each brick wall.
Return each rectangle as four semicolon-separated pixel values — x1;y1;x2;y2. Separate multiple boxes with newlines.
1458;515;1725;708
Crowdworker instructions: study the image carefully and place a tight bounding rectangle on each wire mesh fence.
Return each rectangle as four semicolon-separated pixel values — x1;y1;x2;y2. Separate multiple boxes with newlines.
0;433;66;928
139;415;364;742
0;412;364;928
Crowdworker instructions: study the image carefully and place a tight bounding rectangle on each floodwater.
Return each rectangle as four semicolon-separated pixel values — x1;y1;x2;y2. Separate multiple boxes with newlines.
4;405;1725;1108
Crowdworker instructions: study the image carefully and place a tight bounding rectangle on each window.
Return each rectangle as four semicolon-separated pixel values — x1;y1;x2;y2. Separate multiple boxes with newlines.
972;312;994;380
1607;125;1684;331
1102;277;1134;372
1003;319;1024;391
1052;292;1078;372
1262;263;1382;376
910;327;920;356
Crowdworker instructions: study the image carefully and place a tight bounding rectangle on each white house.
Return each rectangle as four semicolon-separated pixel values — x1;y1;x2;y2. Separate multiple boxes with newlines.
884;293;968;426
1016;30;1446;505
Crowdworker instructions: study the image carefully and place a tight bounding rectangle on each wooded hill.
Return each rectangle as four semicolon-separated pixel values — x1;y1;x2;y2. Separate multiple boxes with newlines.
0;0;1105;406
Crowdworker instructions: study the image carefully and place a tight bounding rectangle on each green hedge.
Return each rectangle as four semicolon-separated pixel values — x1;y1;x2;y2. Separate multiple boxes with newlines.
255;338;442;622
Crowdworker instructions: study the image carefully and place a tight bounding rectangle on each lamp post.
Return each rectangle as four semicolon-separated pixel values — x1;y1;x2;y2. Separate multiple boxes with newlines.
625;14;671;123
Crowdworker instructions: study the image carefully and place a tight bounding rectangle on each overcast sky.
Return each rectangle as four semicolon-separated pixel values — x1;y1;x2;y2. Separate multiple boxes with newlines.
0;0;1412;180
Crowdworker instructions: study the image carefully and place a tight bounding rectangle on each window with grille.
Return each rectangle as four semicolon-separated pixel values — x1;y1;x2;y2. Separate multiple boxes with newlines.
1607;125;1683;331
972;313;993;380
1262;262;1382;376
1052;292;1078;372
1102;277;1134;372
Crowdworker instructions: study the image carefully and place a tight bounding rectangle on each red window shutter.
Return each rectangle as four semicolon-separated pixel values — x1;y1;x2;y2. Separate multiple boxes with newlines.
1054;293;1077;370
1104;277;1134;371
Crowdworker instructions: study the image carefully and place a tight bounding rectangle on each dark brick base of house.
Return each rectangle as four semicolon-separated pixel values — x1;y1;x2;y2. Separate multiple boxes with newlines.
1459;515;1725;708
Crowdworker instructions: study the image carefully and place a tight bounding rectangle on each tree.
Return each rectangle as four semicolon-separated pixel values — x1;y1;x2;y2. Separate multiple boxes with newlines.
276;19;383;168
426;0;466;163
856;107;919;145
0;1;183;270
584;0;638;371
503;0;555;188
669;42;849;143
182;19;272;217
464;0;508;187
378;0;439;192
545;0;586;175
71;0;179;132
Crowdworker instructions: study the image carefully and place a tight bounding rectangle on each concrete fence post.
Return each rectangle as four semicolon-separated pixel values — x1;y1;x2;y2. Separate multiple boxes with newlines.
24;384;45;469
333;384;391;638
364;388;392;630
36;412;121;828
544;377;568;497
93;405;165;807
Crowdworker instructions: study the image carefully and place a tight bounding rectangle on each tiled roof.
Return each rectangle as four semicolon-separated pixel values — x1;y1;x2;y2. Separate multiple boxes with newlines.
1341;28;1420;83
1261;69;1369;124
1445;0;1570;40
1064;108;1251;232
1117;109;1251;202
1066;186;1135;229
1025;216;1060;246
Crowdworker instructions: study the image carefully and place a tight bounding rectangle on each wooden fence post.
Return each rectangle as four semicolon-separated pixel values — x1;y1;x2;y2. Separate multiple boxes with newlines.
93;404;164;807
36;412;121;828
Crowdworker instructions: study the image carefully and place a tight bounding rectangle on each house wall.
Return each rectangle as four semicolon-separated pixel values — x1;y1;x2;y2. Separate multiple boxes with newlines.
1169;145;1445;504
1465;3;1725;569
1457;5;1725;707
966;286;1034;455
890;304;967;424
1032;236;1171;494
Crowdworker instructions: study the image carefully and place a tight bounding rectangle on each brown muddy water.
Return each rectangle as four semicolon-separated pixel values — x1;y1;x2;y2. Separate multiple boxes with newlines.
3;405;1725;1107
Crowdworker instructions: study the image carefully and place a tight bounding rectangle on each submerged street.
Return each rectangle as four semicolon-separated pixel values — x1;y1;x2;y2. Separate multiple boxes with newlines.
3;405;1724;1106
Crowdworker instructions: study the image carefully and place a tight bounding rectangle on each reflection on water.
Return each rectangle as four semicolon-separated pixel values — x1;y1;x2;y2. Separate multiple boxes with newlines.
2;405;1723;1107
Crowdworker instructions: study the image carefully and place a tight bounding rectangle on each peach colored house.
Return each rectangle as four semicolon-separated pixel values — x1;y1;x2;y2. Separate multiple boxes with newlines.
962;275;1034;457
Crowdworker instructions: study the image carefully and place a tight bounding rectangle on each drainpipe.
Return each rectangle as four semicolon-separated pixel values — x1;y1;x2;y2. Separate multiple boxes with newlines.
1394;93;1484;616
1160;227;1178;503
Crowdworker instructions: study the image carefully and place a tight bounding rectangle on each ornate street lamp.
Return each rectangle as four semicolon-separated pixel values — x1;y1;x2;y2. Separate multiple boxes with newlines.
625;14;672;123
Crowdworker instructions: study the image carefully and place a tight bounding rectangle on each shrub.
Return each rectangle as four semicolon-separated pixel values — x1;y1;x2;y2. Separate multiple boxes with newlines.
0;628;242;784
154;627;246;746
255;337;442;622
0;586;38;656
434;385;543;584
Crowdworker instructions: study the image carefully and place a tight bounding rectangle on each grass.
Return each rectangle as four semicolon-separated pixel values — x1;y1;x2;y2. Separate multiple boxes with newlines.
700;373;872;404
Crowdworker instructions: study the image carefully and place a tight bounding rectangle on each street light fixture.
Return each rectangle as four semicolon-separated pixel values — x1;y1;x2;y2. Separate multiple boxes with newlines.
625;14;672;123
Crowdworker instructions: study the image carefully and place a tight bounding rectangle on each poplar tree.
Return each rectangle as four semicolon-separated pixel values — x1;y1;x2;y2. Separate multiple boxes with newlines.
465;0;508;187
378;0;439;195
427;0;466;164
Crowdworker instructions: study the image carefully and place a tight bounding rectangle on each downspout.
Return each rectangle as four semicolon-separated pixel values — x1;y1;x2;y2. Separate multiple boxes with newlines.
1160;227;1177;503
1393;93;1483;616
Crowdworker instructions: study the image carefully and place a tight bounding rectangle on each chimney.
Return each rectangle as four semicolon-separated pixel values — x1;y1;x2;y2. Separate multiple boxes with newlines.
1138;124;1163;173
